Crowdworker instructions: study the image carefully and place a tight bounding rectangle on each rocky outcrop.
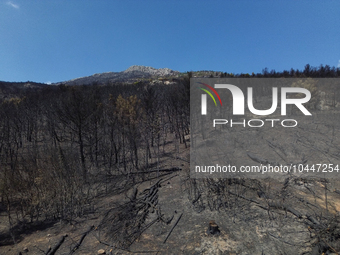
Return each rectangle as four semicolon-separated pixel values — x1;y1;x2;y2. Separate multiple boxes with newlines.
58;65;179;86
123;65;179;76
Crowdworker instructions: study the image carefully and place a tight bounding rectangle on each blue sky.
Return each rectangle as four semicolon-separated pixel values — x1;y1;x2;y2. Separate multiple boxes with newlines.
1;0;339;83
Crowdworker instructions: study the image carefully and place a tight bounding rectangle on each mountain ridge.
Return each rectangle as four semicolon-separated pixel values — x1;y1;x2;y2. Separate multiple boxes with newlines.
56;65;180;86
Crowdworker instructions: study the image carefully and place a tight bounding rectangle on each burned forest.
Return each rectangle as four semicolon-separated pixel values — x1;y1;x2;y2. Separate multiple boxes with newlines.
1;68;340;255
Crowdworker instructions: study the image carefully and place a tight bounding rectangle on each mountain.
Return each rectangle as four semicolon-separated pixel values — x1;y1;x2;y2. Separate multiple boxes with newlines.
0;81;48;99
56;65;180;86
123;65;178;76
0;66;180;98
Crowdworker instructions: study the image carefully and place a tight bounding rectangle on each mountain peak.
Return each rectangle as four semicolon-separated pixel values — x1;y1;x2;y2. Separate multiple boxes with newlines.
123;65;178;76
57;65;180;85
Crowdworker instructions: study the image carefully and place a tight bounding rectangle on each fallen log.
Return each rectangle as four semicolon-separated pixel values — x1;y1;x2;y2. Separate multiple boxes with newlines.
247;152;268;164
306;214;321;226
247;152;280;166
268;202;302;219
100;178;164;249
129;167;182;175
192;193;201;204
163;213;183;244
266;140;288;163
227;190;261;205
46;234;68;255
227;190;322;226
69;225;94;255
